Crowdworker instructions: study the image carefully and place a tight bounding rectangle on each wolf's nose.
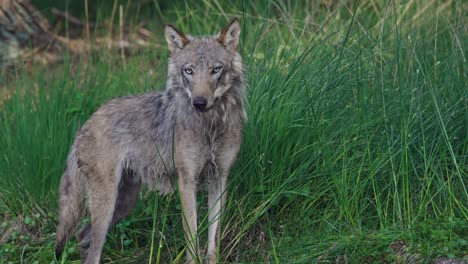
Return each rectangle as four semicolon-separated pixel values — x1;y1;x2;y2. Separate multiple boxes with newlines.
192;97;208;110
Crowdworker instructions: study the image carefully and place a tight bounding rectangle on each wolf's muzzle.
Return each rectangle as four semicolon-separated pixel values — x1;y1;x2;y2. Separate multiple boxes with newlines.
192;97;208;111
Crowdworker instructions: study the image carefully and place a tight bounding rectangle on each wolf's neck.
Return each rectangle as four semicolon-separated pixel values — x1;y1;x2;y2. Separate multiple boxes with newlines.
172;89;243;133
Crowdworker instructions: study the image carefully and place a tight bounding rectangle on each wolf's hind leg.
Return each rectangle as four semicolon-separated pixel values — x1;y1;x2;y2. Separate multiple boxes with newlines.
76;223;91;262
77;169;141;262
83;171;119;264
110;169;141;226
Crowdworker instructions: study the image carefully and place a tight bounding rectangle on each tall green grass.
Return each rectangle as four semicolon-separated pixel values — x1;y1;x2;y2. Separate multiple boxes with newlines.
1;0;466;263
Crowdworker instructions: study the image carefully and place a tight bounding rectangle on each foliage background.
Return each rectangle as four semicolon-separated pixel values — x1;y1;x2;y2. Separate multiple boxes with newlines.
0;0;466;263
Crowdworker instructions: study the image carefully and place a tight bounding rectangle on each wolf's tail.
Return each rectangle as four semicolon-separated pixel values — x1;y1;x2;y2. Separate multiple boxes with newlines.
55;149;85;261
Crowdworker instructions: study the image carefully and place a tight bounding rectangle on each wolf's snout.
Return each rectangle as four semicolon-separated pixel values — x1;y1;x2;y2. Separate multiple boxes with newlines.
192;97;208;110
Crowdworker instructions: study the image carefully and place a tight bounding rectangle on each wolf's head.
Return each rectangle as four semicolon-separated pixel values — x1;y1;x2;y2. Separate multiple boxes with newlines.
165;18;243;112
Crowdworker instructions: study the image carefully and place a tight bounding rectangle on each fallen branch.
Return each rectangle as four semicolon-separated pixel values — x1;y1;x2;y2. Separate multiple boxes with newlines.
51;7;95;28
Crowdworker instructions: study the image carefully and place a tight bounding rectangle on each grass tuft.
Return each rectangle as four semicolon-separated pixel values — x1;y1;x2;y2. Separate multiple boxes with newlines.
1;0;466;263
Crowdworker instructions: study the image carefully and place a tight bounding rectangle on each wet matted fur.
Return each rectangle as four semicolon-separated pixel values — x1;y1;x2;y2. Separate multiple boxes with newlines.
55;18;246;264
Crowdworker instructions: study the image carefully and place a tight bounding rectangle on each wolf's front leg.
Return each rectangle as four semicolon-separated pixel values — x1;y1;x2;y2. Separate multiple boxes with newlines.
175;134;206;264
178;172;201;264
206;171;228;264
207;131;241;263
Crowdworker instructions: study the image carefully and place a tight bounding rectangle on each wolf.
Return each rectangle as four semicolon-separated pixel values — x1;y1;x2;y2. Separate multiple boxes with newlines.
55;18;246;264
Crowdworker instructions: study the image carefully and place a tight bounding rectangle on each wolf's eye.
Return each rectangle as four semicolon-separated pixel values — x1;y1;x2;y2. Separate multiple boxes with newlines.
212;66;222;74
184;68;193;75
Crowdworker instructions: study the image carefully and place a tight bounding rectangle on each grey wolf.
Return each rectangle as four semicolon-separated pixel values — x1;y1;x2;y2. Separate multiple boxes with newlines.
55;18;246;264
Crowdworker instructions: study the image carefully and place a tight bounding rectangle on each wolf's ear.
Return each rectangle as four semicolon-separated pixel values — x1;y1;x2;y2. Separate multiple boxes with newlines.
217;18;241;51
165;25;190;53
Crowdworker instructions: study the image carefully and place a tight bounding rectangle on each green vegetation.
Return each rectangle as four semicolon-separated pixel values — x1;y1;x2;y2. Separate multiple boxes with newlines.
1;0;466;263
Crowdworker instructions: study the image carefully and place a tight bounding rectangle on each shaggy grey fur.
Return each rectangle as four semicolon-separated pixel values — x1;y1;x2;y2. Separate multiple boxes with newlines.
55;18;246;264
